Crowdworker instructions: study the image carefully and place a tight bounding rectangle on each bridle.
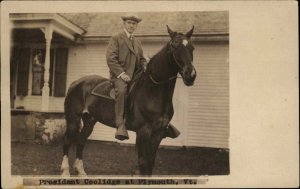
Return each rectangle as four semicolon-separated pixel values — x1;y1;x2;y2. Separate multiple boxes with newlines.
169;39;187;73
148;40;185;85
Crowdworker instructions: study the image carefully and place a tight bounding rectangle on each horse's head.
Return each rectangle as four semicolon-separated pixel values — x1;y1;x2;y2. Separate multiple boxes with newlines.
167;25;197;86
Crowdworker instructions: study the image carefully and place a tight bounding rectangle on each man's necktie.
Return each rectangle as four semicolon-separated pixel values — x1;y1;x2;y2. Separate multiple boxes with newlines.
130;35;134;48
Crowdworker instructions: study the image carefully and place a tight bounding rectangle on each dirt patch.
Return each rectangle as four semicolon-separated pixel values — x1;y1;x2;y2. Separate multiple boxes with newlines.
11;140;229;176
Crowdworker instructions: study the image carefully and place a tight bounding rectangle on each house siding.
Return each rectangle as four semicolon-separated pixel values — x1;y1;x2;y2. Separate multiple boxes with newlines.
186;42;229;148
67;43;110;87
15;96;42;111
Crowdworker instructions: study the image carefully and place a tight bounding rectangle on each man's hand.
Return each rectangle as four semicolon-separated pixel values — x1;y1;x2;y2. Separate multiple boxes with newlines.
120;74;131;82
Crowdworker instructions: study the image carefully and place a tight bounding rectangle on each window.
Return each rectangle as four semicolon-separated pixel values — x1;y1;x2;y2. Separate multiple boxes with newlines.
14;47;68;97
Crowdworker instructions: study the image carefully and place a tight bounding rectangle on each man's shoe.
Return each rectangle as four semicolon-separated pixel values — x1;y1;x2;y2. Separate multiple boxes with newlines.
115;124;129;141
164;123;181;139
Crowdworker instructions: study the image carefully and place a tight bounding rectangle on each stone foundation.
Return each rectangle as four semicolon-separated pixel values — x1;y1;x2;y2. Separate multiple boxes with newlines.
11;110;66;144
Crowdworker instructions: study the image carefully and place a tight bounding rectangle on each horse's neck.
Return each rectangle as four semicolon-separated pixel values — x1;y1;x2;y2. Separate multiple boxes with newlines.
139;74;176;108
150;46;177;82
145;47;178;101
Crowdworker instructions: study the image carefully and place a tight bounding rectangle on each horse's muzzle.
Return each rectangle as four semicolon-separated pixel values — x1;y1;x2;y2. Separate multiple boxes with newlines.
182;66;196;86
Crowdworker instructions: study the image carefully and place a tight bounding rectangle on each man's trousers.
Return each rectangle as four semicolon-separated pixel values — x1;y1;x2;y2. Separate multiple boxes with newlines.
113;78;128;127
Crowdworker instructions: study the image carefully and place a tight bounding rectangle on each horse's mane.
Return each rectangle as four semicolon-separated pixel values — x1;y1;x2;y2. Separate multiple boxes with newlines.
146;42;170;71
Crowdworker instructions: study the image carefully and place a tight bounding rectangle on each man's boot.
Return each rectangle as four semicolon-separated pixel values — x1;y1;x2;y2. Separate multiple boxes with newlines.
115;124;129;141
164;123;181;138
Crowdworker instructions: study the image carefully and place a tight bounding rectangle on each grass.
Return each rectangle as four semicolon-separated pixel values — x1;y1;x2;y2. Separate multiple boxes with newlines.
11;140;229;176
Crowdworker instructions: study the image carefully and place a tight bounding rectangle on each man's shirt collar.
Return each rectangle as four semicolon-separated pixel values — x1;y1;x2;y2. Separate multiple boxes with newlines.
124;29;133;39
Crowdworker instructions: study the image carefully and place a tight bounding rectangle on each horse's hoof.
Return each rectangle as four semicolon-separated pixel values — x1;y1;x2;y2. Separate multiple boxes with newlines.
131;166;140;176
75;169;87;177
73;159;87;177
61;170;70;177
78;171;87;177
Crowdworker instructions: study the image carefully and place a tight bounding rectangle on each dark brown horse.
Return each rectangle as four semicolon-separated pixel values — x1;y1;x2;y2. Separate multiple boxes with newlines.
60;26;197;176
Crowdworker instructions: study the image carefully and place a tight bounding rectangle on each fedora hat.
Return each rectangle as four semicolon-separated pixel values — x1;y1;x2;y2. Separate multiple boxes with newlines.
121;15;142;23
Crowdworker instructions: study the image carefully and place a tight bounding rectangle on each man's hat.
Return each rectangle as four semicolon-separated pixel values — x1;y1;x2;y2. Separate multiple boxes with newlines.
121;15;142;23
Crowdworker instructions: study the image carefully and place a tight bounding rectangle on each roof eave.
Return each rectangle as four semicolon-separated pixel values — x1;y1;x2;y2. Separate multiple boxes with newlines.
10;13;86;41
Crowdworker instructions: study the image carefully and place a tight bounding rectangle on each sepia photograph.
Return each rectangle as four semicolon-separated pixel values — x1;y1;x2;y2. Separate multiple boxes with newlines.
1;1;298;188
9;11;229;177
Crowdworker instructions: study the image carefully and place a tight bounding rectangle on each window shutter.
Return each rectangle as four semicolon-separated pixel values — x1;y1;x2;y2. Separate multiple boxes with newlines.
54;48;68;97
16;48;31;96
49;49;55;96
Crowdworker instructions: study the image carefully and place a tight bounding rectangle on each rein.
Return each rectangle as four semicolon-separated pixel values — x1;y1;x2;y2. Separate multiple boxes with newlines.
149;74;178;85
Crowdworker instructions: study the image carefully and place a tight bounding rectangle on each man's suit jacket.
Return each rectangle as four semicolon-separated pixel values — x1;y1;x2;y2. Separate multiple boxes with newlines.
106;31;147;80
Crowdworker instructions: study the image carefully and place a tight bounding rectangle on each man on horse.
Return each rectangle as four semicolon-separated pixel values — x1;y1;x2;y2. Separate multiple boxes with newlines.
106;14;147;141
62;23;192;176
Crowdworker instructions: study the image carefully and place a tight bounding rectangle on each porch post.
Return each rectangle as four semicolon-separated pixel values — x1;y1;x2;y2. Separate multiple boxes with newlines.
41;27;53;111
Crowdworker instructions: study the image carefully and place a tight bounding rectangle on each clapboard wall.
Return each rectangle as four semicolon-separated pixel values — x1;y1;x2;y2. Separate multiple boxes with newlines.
67;43;110;86
186;41;229;148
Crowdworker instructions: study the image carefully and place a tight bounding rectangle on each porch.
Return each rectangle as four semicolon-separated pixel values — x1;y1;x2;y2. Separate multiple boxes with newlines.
10;13;85;112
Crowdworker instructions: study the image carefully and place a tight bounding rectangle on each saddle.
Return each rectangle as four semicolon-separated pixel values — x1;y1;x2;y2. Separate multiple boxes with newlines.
91;81;116;100
91;67;144;100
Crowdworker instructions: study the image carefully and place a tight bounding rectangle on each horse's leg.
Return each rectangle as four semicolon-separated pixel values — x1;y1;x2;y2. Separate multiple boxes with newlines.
136;126;164;176
61;116;81;176
148;132;164;174
73;113;96;176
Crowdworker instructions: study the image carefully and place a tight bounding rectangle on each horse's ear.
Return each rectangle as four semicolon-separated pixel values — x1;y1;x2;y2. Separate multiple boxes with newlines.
186;25;194;39
167;25;175;39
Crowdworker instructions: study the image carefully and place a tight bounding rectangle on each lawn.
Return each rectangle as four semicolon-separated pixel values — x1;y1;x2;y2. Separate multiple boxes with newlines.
11;140;229;176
